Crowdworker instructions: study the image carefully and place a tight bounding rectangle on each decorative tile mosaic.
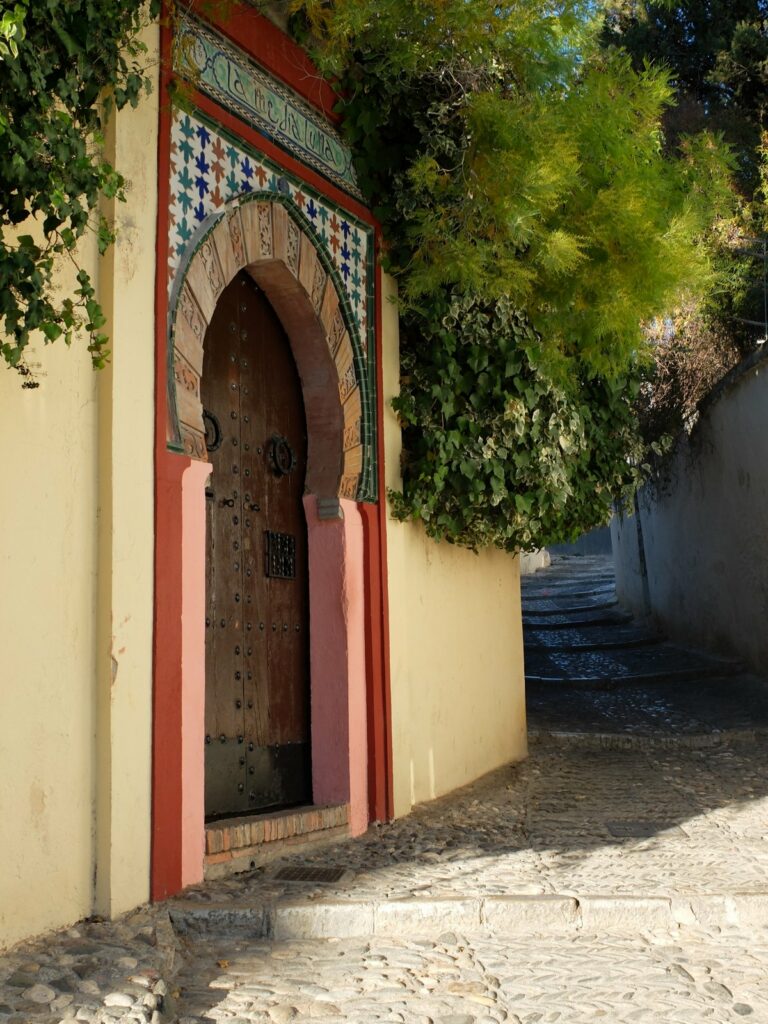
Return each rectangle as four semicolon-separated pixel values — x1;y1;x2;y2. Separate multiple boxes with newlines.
168;107;372;345
174;13;362;201
167;106;378;501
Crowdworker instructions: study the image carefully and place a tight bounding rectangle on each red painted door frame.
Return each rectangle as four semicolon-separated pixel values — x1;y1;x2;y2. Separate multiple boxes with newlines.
150;3;393;900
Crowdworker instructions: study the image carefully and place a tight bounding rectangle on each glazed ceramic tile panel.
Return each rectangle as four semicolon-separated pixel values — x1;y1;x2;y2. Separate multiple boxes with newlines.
173;13;362;201
167;10;377;499
167;108;372;348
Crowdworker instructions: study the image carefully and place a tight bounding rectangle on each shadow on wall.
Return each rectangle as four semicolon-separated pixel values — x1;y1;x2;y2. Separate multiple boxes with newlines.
611;347;768;675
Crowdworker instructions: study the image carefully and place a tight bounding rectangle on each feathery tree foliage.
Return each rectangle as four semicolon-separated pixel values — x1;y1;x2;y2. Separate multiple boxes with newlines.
603;0;768;445
603;0;768;190
288;0;735;549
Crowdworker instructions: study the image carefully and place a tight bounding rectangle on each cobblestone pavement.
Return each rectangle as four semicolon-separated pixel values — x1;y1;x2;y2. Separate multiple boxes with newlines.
524;555;768;733
171;740;768;910
6;736;768;1022
0;907;181;1023
522;560;744;683
174;930;768;1023
5;555;768;1023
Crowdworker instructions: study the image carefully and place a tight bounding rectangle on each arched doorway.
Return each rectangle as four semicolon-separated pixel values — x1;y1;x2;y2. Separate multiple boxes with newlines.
153;195;390;896
201;270;311;819
167;197;369;503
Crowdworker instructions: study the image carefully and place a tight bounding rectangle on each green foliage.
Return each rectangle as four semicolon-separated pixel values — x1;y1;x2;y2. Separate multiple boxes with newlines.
0;0;159;377
287;0;736;550
603;1;768;388
0;4;26;60
603;1;767;188
391;294;646;550
293;0;734;377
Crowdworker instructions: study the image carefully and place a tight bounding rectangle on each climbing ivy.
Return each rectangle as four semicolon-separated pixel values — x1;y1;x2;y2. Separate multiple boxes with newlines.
287;0;735;549
0;0;160;379
391;295;648;550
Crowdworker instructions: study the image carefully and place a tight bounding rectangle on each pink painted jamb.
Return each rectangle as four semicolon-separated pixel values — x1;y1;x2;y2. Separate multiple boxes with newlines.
304;495;369;836
175;454;368;884
181;460;212;887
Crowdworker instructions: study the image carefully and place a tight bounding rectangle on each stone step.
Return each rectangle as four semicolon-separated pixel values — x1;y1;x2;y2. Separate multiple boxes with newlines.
524;598;626;610
524;644;744;686
527;672;768;737
527;727;768;750
524;623;663;651
523;608;633;628
167;891;768;941
520;585;618;598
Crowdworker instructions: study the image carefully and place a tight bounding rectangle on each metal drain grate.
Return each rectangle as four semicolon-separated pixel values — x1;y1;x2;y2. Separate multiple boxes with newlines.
606;820;686;839
274;865;348;884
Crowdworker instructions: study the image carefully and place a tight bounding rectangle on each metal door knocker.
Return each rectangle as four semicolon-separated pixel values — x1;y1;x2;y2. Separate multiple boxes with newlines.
203;408;222;452
268;434;296;476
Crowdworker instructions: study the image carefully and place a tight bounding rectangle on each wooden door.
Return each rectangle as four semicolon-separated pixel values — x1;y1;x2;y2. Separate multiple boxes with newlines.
202;270;311;820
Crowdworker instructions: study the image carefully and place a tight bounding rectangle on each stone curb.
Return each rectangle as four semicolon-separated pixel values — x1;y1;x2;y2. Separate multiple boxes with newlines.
168;891;768;941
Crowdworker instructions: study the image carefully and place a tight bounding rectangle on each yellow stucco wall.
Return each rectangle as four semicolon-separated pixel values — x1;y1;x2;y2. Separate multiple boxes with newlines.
381;275;528;818
0;24;159;950
0;302;99;949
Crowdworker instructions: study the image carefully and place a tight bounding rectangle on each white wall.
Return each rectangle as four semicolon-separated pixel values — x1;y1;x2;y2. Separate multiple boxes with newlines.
612;350;768;672
519;549;551;575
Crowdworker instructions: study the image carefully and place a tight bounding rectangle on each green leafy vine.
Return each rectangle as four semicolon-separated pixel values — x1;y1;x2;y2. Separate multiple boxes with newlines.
391;293;647;550
0;0;160;381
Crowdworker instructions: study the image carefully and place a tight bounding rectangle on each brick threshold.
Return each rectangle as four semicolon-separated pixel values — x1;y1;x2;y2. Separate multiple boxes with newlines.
204;803;350;880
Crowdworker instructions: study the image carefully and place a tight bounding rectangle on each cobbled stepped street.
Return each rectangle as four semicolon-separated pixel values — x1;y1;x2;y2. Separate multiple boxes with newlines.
2;555;768;1022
